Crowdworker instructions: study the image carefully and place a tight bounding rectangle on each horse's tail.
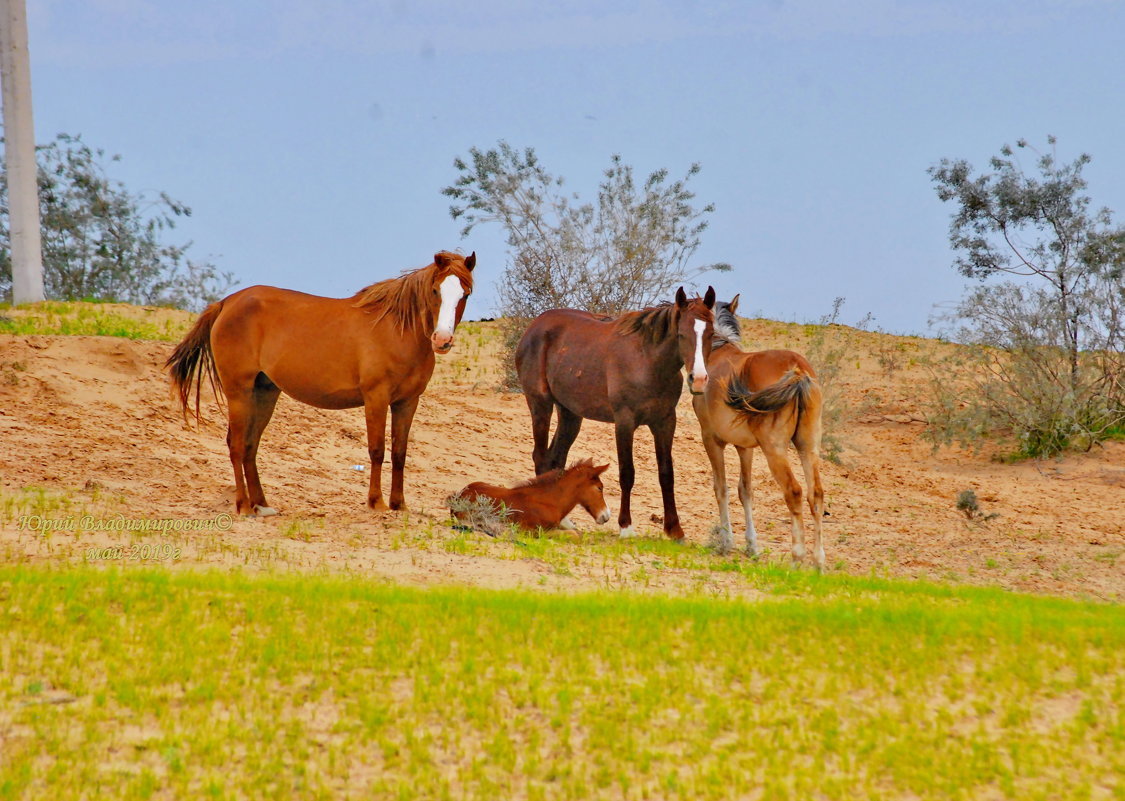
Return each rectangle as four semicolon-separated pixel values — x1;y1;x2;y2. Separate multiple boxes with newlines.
725;367;812;424
166;301;225;424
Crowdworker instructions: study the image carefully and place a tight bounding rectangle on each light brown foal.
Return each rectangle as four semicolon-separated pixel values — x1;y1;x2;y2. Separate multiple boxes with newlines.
691;296;826;569
167;251;475;516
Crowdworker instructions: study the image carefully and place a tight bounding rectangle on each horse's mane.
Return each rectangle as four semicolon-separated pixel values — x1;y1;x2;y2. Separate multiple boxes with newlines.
511;458;596;490
614;302;678;345
712;301;743;350
351;253;471;332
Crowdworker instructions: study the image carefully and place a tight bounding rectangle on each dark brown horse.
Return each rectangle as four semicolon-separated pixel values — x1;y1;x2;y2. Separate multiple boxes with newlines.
451;459;611;534
692;296;826;569
515;287;716;539
166;251;475;515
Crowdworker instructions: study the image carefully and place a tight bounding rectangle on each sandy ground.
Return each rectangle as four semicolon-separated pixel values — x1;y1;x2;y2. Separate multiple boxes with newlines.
1;318;1122;600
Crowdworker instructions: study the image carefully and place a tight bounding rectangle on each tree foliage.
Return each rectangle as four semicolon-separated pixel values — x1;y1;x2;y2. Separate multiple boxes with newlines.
926;136;1125;456
0;133;234;311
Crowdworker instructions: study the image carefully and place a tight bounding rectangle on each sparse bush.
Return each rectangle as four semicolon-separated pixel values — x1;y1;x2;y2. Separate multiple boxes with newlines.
442;142;729;385
927;136;1125;458
446;492;511;538
955;489;980;518
804;297;864;464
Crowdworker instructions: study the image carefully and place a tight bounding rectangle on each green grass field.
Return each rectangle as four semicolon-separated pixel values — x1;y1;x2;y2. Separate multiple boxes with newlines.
0;301;193;341
2;565;1122;800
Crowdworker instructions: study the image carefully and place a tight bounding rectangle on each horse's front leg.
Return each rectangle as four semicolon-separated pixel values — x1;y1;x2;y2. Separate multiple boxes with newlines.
389;395;420;511
701;433;732;552
650;418;684;540
363;393;390;511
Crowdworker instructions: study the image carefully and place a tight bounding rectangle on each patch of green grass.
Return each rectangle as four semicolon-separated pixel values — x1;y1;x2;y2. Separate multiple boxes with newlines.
0;301;192;341
2;565;1122;800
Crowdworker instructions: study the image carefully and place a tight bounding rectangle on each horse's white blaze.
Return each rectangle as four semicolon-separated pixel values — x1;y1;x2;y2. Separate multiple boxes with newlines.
692;319;708;379
434;274;464;340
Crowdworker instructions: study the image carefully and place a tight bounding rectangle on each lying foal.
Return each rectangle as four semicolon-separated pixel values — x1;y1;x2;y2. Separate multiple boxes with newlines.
451;459;612;535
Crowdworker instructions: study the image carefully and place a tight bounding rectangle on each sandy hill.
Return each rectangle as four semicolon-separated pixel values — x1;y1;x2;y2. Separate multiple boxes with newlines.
1;304;1122;599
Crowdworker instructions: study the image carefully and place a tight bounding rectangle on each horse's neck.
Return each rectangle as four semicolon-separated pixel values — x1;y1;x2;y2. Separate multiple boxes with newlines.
647;335;685;372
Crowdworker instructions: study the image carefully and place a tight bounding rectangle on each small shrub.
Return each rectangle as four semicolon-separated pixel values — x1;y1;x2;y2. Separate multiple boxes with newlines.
447;493;511;538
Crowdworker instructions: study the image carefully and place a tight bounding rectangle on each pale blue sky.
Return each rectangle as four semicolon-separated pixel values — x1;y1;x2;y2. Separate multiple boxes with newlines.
22;0;1125;333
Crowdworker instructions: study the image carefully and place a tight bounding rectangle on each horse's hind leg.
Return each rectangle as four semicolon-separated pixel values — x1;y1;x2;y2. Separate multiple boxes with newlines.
526;394;554;475
735;445;760;556
760;444;807;565
794;438;826;571
224;388;254;516
243;376;281;515
547;405;582;471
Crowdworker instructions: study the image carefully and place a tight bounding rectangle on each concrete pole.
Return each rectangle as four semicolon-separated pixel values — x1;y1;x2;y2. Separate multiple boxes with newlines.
1;0;44;303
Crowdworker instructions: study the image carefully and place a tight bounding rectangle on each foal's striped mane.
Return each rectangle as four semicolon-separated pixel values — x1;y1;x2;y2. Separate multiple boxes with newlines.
511;458;596;489
351;252;472;332
712;300;743;350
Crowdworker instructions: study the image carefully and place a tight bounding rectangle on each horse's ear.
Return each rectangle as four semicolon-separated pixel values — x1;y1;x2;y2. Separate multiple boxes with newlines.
675;286;688;308
465;251;476;271
704;286;716;309
728;293;740;315
434;252;450;268
594;463;610;475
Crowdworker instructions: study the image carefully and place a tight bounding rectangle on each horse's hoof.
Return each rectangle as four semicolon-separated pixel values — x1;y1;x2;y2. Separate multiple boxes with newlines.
369;500;390;512
618;526;637;539
665;527;685;541
253;505;278;517
559;517;577;531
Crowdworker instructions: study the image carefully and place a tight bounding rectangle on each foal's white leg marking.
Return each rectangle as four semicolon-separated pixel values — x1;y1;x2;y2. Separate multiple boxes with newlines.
791;518;806;561
434;274;464;341
714;466;733;554
253;505;278;517
619;526;636;539
736;448;759;556
559;517;577;531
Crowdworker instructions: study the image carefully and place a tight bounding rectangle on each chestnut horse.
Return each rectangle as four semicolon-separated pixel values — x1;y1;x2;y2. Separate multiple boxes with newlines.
451;459;612;534
166;251;475;515
691;296;826;569
516;287;716;539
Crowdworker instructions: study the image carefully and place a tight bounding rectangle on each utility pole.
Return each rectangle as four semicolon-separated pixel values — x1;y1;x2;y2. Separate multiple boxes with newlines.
0;0;44;303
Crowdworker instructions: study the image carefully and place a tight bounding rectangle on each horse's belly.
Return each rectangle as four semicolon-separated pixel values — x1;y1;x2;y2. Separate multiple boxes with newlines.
271;374;364;409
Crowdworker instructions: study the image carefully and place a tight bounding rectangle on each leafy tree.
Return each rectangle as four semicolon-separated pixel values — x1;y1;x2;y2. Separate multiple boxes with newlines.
0;133;234;311
927;136;1125;456
443;143;730;384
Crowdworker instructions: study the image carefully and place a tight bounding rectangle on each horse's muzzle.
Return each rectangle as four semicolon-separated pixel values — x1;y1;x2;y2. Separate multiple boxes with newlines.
596;507;611;525
431;334;454;353
688;373;709;395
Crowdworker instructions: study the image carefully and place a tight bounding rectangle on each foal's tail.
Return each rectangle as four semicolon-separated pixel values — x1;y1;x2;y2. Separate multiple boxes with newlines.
725;367;813;422
165;301;225;424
